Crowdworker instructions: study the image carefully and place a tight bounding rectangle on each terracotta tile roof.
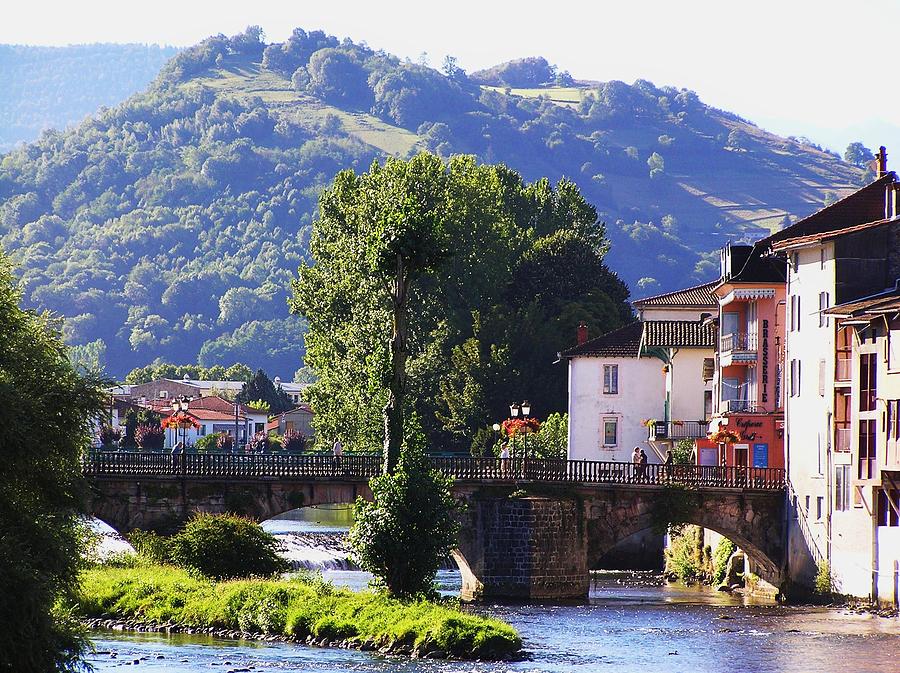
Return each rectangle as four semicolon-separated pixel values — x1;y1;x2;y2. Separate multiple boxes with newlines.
633;280;719;308
642;320;716;349
188;395;260;416
188;409;247;422
559;321;643;359
765;173;895;251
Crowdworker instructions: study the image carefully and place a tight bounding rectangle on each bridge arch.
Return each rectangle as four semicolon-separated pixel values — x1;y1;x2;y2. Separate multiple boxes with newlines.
583;488;785;587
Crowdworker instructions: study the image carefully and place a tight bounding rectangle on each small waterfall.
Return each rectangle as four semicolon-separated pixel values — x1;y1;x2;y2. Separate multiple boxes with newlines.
274;530;359;571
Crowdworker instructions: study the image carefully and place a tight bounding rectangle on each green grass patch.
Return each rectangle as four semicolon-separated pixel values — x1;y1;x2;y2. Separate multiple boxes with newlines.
481;85;586;104
76;565;521;660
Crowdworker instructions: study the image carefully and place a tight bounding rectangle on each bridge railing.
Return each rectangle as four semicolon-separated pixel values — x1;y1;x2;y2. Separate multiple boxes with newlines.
82;452;785;490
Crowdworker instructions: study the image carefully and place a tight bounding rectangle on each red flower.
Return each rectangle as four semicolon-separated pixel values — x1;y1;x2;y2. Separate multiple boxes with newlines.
161;412;200;430
501;417;541;436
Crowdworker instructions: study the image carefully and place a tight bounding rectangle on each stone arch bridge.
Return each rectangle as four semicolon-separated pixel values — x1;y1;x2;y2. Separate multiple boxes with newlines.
84;453;786;600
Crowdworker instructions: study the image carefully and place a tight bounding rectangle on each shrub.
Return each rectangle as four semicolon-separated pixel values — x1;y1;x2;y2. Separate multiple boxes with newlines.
97;424;122;448
135;423;165;450
349;448;460;597
216;432;234;452
127;530;170;564
246;431;269;453
282;430;307;453
712;537;736;585
194;433;221;453
168;513;288;580
814;560;834;596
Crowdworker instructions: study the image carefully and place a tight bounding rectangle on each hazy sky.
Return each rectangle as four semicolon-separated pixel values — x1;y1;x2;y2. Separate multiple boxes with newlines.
5;0;899;155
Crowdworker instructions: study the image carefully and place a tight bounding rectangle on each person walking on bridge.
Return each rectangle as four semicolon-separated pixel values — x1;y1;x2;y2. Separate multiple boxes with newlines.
332;437;343;475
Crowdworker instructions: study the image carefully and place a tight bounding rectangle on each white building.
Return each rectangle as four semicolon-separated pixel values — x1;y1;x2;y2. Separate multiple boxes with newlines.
561;282;717;463
765;147;900;601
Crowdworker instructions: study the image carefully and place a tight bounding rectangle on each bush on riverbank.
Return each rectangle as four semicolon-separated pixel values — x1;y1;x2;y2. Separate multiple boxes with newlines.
126;514;288;580
76;565;521;659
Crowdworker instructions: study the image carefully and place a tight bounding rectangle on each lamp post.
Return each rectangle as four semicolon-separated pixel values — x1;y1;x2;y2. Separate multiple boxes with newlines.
509;401;532;476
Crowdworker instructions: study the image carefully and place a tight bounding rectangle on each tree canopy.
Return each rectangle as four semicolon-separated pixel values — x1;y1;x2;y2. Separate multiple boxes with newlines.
0;253;105;672
292;153;631;454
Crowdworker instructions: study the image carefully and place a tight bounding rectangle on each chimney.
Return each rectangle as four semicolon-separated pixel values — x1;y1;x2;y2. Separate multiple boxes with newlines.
876;145;888;178
577;322;589;345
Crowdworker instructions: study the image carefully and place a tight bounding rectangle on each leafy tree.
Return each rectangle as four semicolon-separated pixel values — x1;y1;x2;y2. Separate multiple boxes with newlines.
844;141;874;167
237;369;293;414
647;151;665;178
295;153;460;472
726;129;748;150
530;412;568;459
305;48;372;106
0;255;106;672
348;443;459;597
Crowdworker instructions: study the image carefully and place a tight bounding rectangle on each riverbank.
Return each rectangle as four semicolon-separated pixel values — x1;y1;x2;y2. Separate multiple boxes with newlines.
76;565;521;660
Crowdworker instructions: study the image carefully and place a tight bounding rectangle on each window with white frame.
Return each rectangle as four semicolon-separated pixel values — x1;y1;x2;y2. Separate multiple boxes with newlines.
819;292;829;328
888;327;900;370
603;364;619;394
602;418;618;447
835;465;850;511
790;359;801;397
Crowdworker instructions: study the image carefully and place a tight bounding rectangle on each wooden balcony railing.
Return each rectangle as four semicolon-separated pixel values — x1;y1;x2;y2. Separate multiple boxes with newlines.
81;452;786;491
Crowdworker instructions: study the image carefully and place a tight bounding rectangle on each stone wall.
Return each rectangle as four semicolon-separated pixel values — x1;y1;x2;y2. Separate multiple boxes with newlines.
457;494;589;601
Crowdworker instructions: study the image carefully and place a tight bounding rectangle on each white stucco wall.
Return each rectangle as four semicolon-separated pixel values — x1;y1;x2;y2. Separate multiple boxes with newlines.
669;348;714;422
567;356;666;463
639;307;714;322
785;242;835;585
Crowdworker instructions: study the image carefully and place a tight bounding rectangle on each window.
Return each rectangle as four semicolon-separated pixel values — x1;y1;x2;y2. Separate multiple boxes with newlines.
859;353;877;411
858;419;876;479
877;489;900;527
816;496;824;521
790;359;801;397
603;364;619;394
819;292;829;328
818;359;826;397
704;390;713;420
820;248;825;270
889;328;900;370
602;418;618;447
200;424;207;436
792;252;799;271
790;296;798;332
889;400;900;440
835;465;851;511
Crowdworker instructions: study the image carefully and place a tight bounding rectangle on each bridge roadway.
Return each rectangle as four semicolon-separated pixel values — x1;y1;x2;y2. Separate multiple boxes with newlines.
83;452;787;601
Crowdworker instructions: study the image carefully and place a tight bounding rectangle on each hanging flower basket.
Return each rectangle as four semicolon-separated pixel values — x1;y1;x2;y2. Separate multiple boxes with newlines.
501;417;541;436
709;428;739;444
161;413;200;430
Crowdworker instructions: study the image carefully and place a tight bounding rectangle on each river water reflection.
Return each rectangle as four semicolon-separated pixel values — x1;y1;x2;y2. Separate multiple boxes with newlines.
84;570;900;673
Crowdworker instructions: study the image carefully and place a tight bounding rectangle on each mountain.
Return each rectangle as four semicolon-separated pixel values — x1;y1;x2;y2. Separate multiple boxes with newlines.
0;28;866;377
0;43;180;152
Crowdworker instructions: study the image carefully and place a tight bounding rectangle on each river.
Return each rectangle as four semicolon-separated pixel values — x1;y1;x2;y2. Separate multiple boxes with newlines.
84;510;900;672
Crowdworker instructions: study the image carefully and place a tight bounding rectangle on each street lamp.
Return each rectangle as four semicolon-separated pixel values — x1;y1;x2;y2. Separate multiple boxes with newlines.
510;403;519;417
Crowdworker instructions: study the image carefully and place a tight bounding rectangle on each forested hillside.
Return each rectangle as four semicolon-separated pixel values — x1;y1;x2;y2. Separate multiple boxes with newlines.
0;43;179;151
0;28;865;377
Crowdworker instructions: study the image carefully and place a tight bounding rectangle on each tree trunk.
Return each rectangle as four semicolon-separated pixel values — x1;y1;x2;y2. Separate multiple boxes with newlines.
383;257;409;474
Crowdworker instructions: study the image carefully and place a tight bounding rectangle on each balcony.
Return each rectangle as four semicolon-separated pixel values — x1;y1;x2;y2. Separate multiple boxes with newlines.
720;332;757;366
835;357;852;384
835;427;851;452
722;399;754;413
647;420;709;441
